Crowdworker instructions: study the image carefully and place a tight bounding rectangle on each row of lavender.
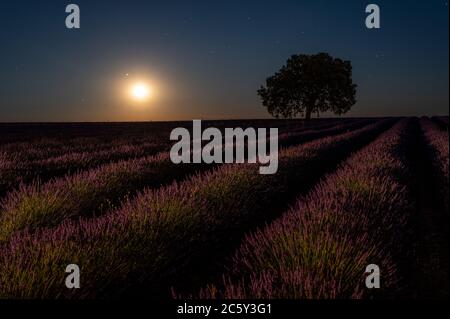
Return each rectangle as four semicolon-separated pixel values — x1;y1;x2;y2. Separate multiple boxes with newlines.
187;118;415;299
0;118;374;242
0;140;170;197
0;119;353;197
0;119;394;298
0;119;339;146
0;119;342;162
0;129;171;162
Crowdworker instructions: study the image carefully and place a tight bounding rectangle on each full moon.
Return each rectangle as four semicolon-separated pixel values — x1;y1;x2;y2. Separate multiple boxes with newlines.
130;82;152;101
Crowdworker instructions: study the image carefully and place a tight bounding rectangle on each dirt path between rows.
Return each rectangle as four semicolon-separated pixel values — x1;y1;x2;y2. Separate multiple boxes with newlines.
408;120;449;298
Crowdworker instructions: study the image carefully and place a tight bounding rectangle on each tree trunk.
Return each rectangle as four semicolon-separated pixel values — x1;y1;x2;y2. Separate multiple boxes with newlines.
305;108;312;120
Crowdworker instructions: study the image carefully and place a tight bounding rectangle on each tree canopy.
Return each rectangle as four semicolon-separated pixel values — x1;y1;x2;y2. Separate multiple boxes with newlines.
258;53;357;119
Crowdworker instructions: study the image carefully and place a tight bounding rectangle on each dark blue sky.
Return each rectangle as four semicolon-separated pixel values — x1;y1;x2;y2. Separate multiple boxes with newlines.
0;0;448;121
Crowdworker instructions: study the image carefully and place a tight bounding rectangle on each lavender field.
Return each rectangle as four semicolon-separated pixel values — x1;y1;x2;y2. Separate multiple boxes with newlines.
0;117;448;299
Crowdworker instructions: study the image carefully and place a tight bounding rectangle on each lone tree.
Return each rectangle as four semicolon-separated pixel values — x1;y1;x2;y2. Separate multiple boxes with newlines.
257;53;357;120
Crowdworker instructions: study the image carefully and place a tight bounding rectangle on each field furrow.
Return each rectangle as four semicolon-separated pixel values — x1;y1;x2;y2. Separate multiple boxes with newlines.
421;118;449;212
409;118;449;298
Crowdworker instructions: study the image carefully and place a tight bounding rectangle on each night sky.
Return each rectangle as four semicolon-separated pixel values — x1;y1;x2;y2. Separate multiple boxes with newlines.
0;0;448;122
